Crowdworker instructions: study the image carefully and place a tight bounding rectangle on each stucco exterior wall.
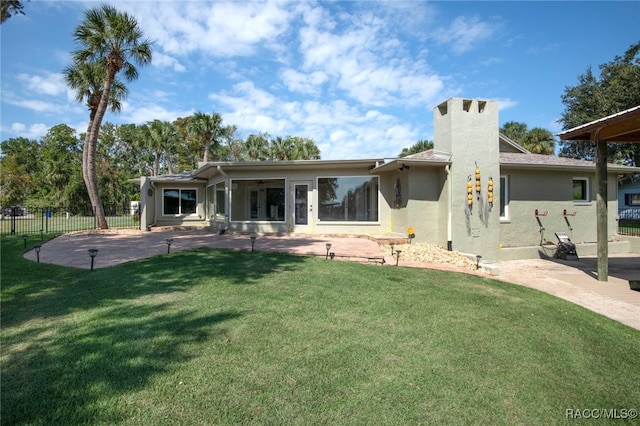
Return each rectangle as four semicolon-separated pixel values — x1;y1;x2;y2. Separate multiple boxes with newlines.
206;166;392;235
151;181;208;227
500;169;619;248
434;98;501;258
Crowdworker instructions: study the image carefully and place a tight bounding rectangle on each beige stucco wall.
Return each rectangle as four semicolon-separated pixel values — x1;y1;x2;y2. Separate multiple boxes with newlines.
151;181;208;227
205;166;392;235
386;167;447;245
500;169;619;248
434;98;501;259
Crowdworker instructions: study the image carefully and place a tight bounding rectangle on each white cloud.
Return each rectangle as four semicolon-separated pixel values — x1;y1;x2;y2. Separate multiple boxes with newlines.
121;101;193;125
125;1;294;58
281;69;328;95
296;5;445;108
434;16;497;54
17;72;67;96
209;81;421;159
10;122;49;139
152;52;187;72
496;98;518;110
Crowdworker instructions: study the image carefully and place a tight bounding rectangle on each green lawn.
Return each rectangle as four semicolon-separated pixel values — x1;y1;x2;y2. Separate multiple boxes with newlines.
2;235;639;425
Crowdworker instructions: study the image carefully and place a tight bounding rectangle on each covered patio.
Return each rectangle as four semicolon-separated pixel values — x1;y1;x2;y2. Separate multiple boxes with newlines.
559;105;640;281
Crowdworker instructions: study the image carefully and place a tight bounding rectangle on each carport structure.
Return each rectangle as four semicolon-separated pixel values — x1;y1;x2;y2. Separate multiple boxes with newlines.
559;105;640;281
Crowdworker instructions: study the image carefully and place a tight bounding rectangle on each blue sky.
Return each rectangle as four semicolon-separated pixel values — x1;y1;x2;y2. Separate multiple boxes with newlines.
1;1;639;160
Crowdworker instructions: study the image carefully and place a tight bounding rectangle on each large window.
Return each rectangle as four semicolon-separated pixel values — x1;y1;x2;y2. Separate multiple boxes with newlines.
573;178;590;202
163;189;197;215
318;176;379;222
230;179;285;221
215;182;226;217
500;176;509;220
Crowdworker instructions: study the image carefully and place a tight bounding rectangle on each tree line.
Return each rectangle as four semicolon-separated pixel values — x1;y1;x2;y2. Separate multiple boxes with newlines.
2;2;637;227
0;117;321;211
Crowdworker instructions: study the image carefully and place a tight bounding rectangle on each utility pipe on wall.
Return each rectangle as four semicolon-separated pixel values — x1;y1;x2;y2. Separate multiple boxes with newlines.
446;165;452;251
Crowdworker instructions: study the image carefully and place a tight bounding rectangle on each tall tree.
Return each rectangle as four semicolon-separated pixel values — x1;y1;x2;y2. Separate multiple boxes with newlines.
289;136;321;160
500;122;528;142
0;137;39;206
559;42;640;166
244;133;271;161
399;140;433;157
520;127;555;155
36;124;83;208
64;61;128;195
68;4;152;228
1;0;26;23
500;122;555;155
146;120;179;175
189;112;224;163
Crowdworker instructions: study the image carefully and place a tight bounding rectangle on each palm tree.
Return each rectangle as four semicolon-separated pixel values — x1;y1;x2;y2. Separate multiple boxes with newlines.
189;112;224;163
270;136;293;161
146;120;179;175
64;61;127;209
68;4;152;229
520;127;556;155
289;136;321;160
244;133;271;161
399;140;434;157
500;121;528;142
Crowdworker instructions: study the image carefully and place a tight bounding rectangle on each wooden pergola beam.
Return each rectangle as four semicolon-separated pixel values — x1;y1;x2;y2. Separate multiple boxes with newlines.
559;105;640;282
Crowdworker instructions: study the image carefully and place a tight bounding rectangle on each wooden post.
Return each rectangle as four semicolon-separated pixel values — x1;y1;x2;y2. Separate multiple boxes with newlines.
595;135;608;282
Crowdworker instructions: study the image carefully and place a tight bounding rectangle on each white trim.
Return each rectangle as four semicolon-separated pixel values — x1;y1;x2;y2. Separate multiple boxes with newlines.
500;175;509;221
572;177;590;203
162;187;199;217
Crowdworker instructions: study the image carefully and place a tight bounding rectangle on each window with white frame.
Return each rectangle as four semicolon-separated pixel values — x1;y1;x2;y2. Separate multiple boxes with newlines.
163;188;197;215
317;176;379;222
572;178;590;202
500;176;509;220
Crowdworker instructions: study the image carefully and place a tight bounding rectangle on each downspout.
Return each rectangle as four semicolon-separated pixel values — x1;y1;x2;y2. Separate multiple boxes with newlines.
148;179;157;230
217;166;230;231
446;165;453;251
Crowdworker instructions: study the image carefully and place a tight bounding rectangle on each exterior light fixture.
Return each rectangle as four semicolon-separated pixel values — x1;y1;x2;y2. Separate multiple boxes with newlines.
395;250;402;266
88;248;99;271
34;245;41;263
250;235;257;252
476;255;482;270
166;238;173;254
325;243;332;259
22;234;28;249
390;242;395;255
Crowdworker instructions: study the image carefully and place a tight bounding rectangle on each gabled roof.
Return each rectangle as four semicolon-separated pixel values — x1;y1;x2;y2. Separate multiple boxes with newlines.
559;105;640;143
370;150;452;173
499;134;530;153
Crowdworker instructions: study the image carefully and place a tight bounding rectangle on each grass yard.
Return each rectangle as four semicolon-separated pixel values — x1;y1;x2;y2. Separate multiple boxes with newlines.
2;235;639;425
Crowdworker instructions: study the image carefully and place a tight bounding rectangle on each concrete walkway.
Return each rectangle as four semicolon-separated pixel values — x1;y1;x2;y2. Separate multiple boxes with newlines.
23;230;640;331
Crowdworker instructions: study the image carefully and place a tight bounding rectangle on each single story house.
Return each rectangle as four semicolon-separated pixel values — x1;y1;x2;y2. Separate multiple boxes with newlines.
137;98;640;260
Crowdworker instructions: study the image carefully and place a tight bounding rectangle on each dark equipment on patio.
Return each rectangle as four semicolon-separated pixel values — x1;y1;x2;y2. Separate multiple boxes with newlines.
554;232;579;261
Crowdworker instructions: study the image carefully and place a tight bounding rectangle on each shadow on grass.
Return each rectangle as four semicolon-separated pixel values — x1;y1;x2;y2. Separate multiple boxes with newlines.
1;236;306;424
1;302;242;425
1;234;306;328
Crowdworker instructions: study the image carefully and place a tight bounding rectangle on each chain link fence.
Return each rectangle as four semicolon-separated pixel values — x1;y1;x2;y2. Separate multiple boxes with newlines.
1;205;140;236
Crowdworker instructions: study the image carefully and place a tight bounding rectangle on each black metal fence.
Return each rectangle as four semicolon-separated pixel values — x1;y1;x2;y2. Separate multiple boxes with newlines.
1;205;140;236
618;207;640;237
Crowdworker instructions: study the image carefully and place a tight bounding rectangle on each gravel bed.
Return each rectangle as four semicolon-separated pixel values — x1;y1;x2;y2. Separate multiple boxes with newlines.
382;243;487;272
